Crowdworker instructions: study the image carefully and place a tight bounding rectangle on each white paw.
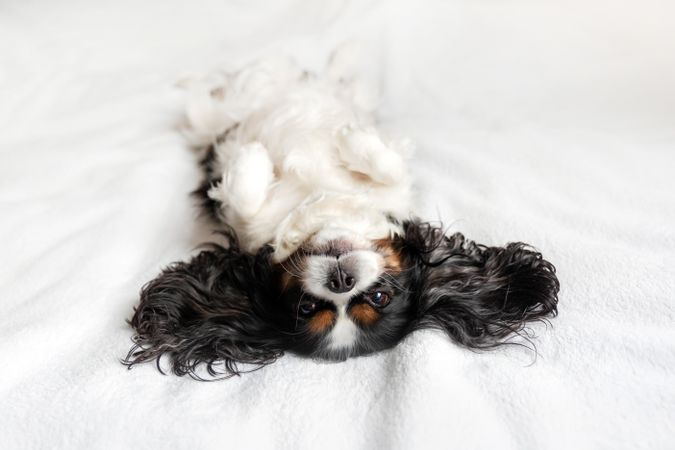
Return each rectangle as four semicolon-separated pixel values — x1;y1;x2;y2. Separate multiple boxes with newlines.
337;125;405;185
222;142;274;218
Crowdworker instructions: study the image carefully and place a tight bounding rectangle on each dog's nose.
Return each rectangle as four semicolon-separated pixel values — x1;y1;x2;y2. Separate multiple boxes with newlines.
327;266;356;293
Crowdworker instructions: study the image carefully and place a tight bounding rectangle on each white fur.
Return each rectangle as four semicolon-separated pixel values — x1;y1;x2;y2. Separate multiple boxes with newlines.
183;50;413;261
326;306;359;351
208;141;274;219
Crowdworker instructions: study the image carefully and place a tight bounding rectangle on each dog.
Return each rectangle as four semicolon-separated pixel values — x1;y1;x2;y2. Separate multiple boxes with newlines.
124;51;559;379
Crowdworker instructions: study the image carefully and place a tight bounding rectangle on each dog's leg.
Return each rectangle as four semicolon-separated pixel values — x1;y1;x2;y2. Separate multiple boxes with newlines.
209;142;274;219
336;125;406;185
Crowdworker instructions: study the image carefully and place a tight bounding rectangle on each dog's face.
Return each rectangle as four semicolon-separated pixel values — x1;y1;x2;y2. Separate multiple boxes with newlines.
275;232;415;360
125;220;559;379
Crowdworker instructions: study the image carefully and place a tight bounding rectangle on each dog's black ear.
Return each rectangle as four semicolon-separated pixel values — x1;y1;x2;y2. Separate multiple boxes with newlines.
399;220;559;348
123;243;287;379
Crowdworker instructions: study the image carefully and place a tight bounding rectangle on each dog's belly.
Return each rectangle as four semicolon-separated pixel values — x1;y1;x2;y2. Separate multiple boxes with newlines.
229;170;411;261
209;75;413;259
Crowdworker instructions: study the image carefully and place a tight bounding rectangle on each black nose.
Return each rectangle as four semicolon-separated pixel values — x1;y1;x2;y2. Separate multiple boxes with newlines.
327;266;356;293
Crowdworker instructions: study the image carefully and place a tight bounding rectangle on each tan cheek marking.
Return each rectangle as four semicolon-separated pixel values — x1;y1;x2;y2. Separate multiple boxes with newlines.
384;253;402;273
350;303;380;327
374;238;403;274
308;310;336;334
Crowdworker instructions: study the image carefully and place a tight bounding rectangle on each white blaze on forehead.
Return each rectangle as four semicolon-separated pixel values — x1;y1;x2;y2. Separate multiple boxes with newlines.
327;306;358;351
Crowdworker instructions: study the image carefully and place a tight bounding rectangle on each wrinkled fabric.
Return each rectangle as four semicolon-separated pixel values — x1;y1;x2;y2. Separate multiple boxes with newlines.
1;0;673;449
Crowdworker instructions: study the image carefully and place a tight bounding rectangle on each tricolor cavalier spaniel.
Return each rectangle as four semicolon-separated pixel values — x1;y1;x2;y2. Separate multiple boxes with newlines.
124;51;559;379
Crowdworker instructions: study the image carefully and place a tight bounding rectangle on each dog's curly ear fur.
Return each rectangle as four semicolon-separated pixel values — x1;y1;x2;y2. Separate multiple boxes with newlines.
399;220;559;348
123;242;287;379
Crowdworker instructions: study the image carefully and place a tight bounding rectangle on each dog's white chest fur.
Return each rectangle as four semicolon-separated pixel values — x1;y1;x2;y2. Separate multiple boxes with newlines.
185;55;413;260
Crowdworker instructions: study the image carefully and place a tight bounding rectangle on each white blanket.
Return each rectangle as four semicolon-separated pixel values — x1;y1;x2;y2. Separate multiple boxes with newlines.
1;0;673;448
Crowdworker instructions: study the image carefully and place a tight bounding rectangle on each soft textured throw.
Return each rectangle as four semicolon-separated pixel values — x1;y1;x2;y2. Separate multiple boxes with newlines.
1;1;673;448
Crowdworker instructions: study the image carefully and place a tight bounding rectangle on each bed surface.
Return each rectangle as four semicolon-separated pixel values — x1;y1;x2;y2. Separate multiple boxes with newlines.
1;0;674;448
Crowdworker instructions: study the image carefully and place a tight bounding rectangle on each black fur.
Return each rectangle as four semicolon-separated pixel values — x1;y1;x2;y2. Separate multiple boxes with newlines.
192;144;224;222
191;127;239;223
124;238;288;379
397;221;559;348
124;220;559;379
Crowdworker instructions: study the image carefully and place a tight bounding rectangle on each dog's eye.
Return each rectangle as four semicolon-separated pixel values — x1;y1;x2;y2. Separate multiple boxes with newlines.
299;302;317;315
365;291;391;308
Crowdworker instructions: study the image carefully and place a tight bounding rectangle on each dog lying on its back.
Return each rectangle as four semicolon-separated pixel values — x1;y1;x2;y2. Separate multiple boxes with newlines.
124;50;559;378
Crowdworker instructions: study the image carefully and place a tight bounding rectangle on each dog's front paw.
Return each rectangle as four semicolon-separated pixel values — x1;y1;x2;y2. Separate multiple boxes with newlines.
337;125;405;185
212;142;275;219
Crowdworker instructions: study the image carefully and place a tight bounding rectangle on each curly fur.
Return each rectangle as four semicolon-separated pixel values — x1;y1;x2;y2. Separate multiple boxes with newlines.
398;221;559;348
124;50;559;379
126;241;284;379
125;221;559;378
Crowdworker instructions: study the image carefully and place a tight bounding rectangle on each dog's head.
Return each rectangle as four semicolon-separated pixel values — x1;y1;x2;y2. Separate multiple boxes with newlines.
124;220;559;379
273;226;415;361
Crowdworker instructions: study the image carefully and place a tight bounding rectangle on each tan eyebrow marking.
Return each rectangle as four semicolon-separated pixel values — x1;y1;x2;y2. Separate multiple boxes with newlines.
349;303;380;327
307;309;336;334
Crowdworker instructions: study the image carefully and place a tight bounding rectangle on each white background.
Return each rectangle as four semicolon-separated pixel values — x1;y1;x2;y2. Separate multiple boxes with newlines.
1;0;674;448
